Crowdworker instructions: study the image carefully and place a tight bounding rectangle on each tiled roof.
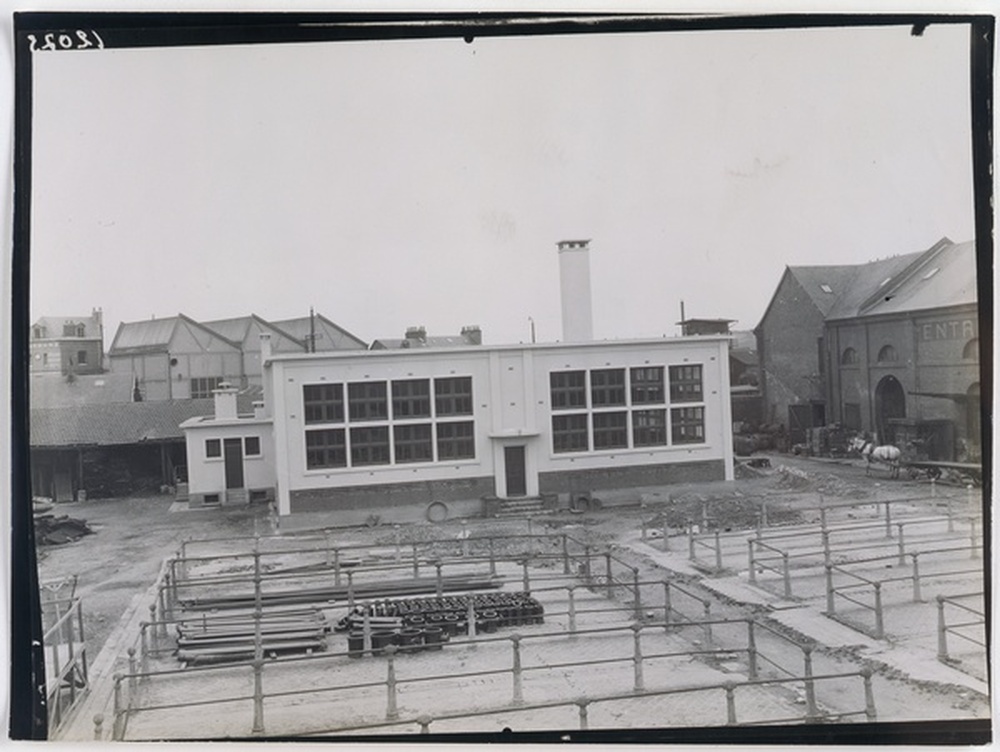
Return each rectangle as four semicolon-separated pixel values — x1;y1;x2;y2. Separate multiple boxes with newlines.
785;264;870;317
30;372;137;409
202;315;307;350
30;400;214;447
371;336;476;349
29;389;263;448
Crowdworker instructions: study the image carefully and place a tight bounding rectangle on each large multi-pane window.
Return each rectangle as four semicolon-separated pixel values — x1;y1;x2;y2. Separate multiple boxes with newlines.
303;376;475;470
669;365;703;402
593;411;628;449
671;407;705;444
348;382;388;421
552;414;589;453
394;423;433;463
437;421;475;460
392;379;431;419
350;426;390;466
591;369;626;407
633;409;667;447
550;362;706;453
306;429;347;469
550;371;586;410
304;383;344;424
191;376;225;399
435;377;473;416
630;367;664;404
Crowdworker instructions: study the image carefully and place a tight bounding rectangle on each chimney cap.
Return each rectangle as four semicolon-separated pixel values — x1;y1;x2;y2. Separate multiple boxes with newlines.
557;239;591;250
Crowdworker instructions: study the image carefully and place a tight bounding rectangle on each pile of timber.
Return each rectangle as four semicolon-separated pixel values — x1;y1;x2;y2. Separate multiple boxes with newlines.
180;572;503;612
35;514;93;546
176;606;328;665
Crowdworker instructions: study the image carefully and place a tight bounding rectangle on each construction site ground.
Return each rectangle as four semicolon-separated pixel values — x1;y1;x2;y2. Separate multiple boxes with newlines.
37;452;991;740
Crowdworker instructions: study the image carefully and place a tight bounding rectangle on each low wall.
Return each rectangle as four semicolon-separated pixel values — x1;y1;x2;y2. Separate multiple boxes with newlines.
539;460;725;505
288;476;495;523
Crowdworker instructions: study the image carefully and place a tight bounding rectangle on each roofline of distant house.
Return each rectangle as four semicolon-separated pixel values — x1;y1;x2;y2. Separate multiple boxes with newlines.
265;334;732;364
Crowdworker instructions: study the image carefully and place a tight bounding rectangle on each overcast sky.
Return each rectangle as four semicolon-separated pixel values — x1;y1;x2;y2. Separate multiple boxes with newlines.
29;20;975;347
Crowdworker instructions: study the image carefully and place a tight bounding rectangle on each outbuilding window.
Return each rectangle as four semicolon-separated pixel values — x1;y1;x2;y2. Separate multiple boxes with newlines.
669;365;703;402
304;383;344;424
671;406;705;444
437;421;475;460
550;371;587;410
590;369;626;407
435;377;473;416
205;439;221;458
244;436;261;456
348;382;388;421
877;345;898;363
306;429;346;469
592;411;628;449
552;414;588;453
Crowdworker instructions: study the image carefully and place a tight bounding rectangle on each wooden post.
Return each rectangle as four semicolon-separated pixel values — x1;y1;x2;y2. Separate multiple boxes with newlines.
714;530;723;572
632;624;644;692
936;595;948;660
363;606;372;655
803;645;818;719
583;545;592;582
467;596;478;640
522;558;531;592
417;716;432;734
511;635;524;705
93;714;104;741
112;675;124;741
489;538;497;575
333;548;341;587
782;552;792;598
862;666;877;721
139;624;149;676
394;524;402;563
873;583;884;639
577;699;589;730
946;491;954;532
632;568;642;621
761;502;768;529
347;571;355;610
724;682;737;725
825;565;835;614
605;552;613;598
662;515;670;552
148;604;159;651
412;543;420;578
884;501;892;539
663;580;672;629
748;539;756;584
819;500;827;532
822;530;831;567
323;528;332;567
746;618;758;679
568;586;577;634
702;599;713;645
435;561;444;597
688;525;696;560
562;534;570;574
385;646;399;720
897;523;906;565
127;648;137;694
252;547;264;736
911;553;922;602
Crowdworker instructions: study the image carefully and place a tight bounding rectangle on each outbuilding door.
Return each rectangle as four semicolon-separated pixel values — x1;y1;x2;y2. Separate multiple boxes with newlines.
224;438;244;490
504;445;527;497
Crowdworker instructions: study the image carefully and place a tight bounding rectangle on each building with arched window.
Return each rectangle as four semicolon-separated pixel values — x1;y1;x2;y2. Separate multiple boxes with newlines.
757;238;983;461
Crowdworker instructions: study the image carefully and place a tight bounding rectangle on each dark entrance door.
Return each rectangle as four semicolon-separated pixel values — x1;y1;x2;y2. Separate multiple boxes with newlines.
504;445;526;497
224;438;244;490
875;375;906;445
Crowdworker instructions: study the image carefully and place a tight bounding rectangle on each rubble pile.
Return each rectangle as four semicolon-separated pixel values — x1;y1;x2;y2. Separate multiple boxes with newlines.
34;514;94;546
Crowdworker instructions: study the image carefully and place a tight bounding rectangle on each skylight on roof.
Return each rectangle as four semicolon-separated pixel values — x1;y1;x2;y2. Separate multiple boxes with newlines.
819;284;833;294
922;267;940;281
878;277;892;288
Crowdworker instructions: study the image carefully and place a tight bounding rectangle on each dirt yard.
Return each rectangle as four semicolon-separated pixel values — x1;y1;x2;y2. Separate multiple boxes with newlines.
36;452;990;739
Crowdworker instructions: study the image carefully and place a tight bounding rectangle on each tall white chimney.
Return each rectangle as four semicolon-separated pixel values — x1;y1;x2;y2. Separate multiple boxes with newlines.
213;382;239;420
557;239;594;342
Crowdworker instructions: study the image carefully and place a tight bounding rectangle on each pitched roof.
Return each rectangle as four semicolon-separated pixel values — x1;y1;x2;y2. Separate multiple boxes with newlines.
30;400;214;447
834;239;977;319
202;314;307;350
785;264;866;317
32;314;102;339
109;314;241;355
272;313;367;350
30;372;137;409
29;389;264;448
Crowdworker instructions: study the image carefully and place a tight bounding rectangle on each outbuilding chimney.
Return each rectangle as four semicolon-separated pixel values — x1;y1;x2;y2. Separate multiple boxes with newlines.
461;325;482;345
213;382;239;420
557;239;594;342
405;326;427;344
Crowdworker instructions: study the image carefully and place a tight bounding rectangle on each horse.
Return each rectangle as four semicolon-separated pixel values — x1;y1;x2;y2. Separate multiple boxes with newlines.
849;436;902;479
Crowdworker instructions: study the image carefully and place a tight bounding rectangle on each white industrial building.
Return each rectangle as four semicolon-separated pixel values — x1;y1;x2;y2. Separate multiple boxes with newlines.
182;240;734;519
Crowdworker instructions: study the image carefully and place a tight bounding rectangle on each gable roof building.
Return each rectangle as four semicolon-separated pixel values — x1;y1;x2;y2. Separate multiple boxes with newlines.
755;237;981;458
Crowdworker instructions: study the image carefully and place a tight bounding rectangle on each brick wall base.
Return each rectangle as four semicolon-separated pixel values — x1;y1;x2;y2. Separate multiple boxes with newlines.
539;460;725;499
289;476;496;515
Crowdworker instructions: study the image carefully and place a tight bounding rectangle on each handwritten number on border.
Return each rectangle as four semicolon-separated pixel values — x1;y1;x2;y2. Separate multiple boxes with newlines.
27;30;105;52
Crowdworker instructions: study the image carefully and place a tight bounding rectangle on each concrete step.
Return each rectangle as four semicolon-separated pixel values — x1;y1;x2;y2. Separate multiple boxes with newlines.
495;498;546;517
